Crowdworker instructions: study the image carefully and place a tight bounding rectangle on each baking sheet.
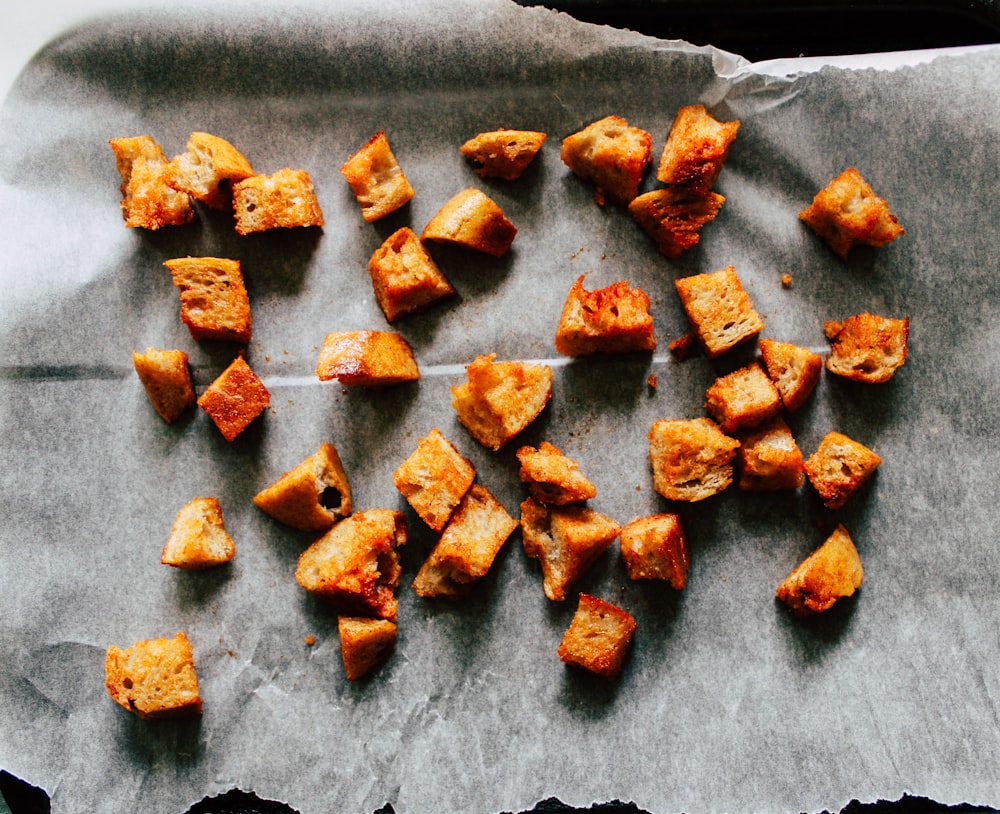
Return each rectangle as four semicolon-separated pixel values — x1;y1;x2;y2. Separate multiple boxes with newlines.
2;1;1000;812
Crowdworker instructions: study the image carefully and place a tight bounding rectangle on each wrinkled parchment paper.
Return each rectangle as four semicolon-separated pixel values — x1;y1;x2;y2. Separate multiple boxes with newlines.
2;2;999;812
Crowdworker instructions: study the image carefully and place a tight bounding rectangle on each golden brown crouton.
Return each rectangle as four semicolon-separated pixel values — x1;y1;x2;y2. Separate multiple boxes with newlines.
164;257;252;344
368;227;456;323
554;277;656;356
340;131;415;222
315;330;420;388
338;616;397;681
109;135;195;229
736;417;804;491
656;104;740;194
560;115;652;206
164;131;255;210
799;167;904;259
648;417;739;502
460;129;547;180
232;168;324;235
704;361;783;433
197;355;271;442
295;509;407;621
628;188;725;259
393;428;476;532
776;524;864;617
824;313;910;384
758;338;823;412
619;513;689;588
557;593;636;681
105;632;202;719
803;431;881;509
132;347;196;424
421;188;517;257
253;442;352;532
161;497;236;569
674;266;763;359
516;441;597;506
451;354;553;451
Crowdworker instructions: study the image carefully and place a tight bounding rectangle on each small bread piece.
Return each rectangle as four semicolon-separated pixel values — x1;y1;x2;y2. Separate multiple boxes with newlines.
197;355;271;442
804;431;881;510
656;104;740;194
253;443;352;532
315;330;420;388
295;509;407;621
648;417;739;502
232;168;324;235
704;362;783;434
758;338;823;412
164;256;252;343
109;135;195;229
824;313;910;384
393;428;476;532
557;593;636;681
554;277;656;356
105;632;202;719
776;524;864;617
521;497;620;602
736;417;804;492
164;131;255;210
516;441;597;506
460;129;547;180
338;616;397;681
340;131;415;222
421;188;517;257
675;266;763;359
132;347;196;424
560;115;652;206
451;354;553;451
628;187;725;259
161;497;236;569
619;513;689;588
369;227;456;323
799;167;904;259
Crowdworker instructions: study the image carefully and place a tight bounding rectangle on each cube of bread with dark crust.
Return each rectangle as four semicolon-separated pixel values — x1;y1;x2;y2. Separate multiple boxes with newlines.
628;187;725;259
736;417;804;491
558;594;636;681
804;431;881;510
421;188;517;257
560;115;652;206
704;362;782;433
295;509;407;621
656;104;740;194
516;441;597;506
197;355;271;442
393;428;476;532
253;442;352;532
338;616;397;681
369;227;456;323
133;347;196;424
521;497;620;601
109;136;195;229
164;257;252;343
758;338;823;412
620;513;689;588
340;131;415;222
105;632;202;719
164;131;255;210
232;168;324;235
799;167;904;259
451;354;553;451
460;129;547;180
554;277;656;356
675;266;763;359
824;313;910;384
648;417;739;502
316;330;420;388
161;497;236;569
776;524;863;617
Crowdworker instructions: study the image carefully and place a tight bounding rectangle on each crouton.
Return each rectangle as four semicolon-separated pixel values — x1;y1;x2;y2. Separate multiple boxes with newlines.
656;104;740;194
315;330;420;388
460;129;547;180
164;131;255;210
554;277;656;356
560;115;652;205
105;632;202;719
197;355;271;442
704;361;783;433
776;524;864;617
161;496;236;569
758;338;823;412
557;593;636;681
253;442;352;532
421;188;517;257
393;428;476;532
824;313;910;384
232;168;324;235
736;417;804;491
109;135;195;229
516;441;597;506
164;256;252;344
368;227;456;322
803;431;881;509
619;513;689;588
132;347;196;424
340;130;415;222
675;266;763;359
648;417;739;502
338;617;397;681
628;188;725;259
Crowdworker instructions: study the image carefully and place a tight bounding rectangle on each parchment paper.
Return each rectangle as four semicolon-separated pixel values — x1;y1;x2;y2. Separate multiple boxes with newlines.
2;2;999;812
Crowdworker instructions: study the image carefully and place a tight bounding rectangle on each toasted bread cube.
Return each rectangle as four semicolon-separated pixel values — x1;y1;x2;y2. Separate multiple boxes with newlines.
558;593;636;681
656;104;740;194
516;441;597;506
521;497;620;601
675;266;763;359
451;354;552;451
705;362;782;433
316;330;420;388
132;347;195;424
161;496;236;569
232;168;324;235
164;256;252;343
776;524;863;617
554;277;656;356
737;417;804;491
338;616;397;681
628;187;725;259
560;115;652;206
369;227;456;322
393;428;476;532
197;355;271;441
758;338;823;412
800;167;904;259
648;417;739;502
824;313;910;384
804;431;881;510
109;135;195;229
164;131;255;210
421;188;517;257
620;513;689;588
253;442;352;532
105;632;202;719
460;129;547;180
295;509;407;621
340;131;415;222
